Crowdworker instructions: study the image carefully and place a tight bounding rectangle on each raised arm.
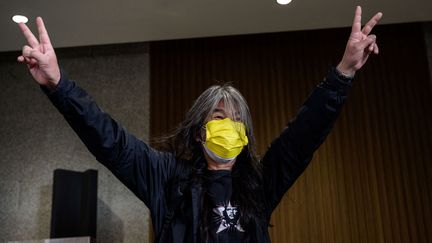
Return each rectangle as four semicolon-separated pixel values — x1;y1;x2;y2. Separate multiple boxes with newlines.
17;18;176;211
262;6;383;211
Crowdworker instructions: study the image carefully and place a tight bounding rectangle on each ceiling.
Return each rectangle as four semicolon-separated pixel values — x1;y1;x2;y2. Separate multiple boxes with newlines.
1;0;432;52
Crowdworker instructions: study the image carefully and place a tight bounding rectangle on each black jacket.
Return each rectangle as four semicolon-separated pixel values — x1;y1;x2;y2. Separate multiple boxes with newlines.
42;68;352;242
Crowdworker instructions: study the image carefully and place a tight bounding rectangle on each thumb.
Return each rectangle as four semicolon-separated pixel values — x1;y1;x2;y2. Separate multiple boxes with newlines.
22;45;45;63
358;35;376;50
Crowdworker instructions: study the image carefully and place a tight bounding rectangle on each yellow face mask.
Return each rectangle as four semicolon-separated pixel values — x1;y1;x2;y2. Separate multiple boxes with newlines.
203;118;249;163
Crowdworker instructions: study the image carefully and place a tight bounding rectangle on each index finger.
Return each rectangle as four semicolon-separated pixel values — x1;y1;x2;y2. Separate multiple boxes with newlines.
18;22;39;48
36;17;52;46
362;12;383;35
351;6;362;34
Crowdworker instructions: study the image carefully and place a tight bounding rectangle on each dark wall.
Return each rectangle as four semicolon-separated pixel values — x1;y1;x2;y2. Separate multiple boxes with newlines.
425;22;432;88
149;22;432;242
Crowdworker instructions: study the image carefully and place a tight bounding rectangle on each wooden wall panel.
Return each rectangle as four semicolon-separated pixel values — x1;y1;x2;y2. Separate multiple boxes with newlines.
149;23;432;242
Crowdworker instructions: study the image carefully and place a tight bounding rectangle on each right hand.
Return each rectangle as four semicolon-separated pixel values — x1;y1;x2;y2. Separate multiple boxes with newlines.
17;17;61;89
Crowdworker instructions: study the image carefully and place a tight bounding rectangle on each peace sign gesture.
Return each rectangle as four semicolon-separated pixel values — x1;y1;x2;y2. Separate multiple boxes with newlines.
17;17;61;89
337;6;383;77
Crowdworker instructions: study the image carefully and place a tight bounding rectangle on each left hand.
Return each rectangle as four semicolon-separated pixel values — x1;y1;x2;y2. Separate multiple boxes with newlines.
337;6;383;77
17;17;61;89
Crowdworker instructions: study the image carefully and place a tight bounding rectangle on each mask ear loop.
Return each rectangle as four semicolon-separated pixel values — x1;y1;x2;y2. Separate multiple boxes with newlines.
196;124;206;144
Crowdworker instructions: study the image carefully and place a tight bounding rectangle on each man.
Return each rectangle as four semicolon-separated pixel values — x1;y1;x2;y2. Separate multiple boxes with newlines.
17;6;382;243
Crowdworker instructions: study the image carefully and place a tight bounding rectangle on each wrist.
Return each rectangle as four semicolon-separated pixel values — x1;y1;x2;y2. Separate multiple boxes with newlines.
46;71;61;91
336;63;355;78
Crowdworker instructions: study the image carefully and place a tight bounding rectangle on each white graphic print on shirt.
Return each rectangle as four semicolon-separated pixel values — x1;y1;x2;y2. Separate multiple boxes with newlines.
213;201;244;233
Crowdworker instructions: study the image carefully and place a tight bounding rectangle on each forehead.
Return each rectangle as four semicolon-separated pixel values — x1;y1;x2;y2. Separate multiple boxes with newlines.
213;100;237;114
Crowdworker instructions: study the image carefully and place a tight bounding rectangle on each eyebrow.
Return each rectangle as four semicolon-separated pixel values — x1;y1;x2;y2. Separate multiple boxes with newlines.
213;108;225;113
212;108;240;120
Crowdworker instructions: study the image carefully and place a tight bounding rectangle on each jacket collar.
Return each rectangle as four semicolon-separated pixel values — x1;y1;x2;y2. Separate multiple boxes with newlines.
190;182;202;243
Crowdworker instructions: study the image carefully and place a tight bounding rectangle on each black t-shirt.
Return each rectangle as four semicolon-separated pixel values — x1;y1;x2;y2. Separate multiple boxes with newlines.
206;169;244;242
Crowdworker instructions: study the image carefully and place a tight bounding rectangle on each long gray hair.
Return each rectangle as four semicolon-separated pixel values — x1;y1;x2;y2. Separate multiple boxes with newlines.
158;84;265;242
162;83;257;161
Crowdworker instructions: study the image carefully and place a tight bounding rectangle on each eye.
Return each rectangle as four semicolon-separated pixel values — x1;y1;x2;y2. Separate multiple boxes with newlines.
211;109;226;120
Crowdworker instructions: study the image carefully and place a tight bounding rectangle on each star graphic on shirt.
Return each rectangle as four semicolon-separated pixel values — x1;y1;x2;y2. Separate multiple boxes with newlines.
213;201;244;233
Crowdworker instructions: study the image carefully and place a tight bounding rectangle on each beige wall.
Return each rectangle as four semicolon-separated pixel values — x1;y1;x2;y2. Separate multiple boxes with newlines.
0;43;151;242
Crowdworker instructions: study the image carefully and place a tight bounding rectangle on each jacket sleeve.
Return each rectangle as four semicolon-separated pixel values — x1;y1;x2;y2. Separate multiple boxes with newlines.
261;68;353;211
41;71;176;210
